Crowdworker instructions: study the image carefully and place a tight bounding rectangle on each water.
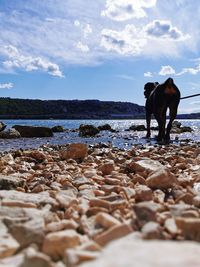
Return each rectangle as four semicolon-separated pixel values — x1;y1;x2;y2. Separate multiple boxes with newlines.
0;119;200;152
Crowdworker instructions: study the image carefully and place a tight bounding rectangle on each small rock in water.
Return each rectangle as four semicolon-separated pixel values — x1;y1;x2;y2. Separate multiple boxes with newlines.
79;125;100;137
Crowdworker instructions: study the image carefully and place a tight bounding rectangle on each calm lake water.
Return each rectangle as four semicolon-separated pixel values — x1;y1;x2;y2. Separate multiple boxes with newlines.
0;119;200;152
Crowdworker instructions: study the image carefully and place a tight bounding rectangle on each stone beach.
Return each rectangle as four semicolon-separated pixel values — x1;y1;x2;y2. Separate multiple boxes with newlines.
0;139;199;266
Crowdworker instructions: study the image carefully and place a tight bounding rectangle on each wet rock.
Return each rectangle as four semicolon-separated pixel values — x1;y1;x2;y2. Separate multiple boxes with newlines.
146;168;177;189
98;124;113;131
0;128;21;139
180;126;193;133
60;143;88;161
12;125;53;137
172;121;182;128
79;125;100;137
129;125;146;131
0;121;6;132
51;125;65;132
80;238;200;267
42;230;82;260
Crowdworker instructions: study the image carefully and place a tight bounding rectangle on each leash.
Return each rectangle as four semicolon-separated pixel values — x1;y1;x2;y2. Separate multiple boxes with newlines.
180;93;200;100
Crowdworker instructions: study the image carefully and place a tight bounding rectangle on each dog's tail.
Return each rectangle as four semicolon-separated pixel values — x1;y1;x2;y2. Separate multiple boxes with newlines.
144;82;159;98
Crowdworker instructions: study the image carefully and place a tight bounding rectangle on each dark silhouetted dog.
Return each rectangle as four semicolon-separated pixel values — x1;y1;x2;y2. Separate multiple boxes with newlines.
144;78;180;142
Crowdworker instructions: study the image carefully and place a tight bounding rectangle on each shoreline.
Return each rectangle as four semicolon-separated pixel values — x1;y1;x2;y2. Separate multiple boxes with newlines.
0;141;200;266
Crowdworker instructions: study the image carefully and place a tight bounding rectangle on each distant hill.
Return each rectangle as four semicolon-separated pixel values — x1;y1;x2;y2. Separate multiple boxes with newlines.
0;97;145;119
0;97;199;120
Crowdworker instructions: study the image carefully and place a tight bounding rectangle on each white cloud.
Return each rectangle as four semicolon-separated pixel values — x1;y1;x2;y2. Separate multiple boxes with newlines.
0;82;13;89
101;25;146;55
144;71;153;77
177;65;200;76
1;45;63;77
0;0;196;71
145;20;189;40
159;65;176;76
74;20;92;38
101;0;157;21
76;42;90;52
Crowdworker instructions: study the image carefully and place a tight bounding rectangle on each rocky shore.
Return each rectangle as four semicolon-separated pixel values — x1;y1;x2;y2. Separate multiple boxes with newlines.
0;141;200;267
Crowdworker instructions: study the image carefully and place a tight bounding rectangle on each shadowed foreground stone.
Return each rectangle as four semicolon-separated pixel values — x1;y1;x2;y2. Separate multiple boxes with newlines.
80;236;200;267
0;175;25;190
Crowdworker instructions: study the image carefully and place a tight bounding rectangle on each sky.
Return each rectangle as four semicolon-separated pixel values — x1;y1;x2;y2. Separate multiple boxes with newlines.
0;0;200;114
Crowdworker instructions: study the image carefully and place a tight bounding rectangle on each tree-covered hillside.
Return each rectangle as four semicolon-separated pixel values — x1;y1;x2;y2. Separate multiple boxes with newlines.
0;98;145;119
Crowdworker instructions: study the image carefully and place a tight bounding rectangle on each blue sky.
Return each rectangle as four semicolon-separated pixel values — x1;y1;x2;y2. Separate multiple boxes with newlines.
0;0;200;113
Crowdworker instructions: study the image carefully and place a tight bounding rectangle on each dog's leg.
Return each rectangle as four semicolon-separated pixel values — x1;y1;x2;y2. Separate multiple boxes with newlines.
155;107;166;142
146;112;151;138
165;105;178;141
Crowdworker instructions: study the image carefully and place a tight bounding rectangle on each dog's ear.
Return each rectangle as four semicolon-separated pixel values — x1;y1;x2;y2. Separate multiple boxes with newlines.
144;82;156;98
165;77;174;86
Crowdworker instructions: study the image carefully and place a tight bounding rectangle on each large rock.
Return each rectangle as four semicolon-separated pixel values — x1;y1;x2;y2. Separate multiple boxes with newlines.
79;125;100;137
129;159;164;174
98;124;113;131
60;143;88;161
0;175;25;190
0;128;21;139
12;125;53;137
129;125;146;131
146;168;177;189
0;190;58;207
42;230;82;260
51;125;65;132
80;236;200;267
6;217;45;248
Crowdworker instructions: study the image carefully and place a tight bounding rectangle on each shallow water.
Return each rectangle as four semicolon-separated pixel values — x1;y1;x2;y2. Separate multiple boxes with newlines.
0;119;199;152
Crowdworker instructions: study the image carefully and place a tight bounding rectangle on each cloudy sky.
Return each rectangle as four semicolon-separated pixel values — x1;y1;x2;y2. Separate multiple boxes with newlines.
0;0;200;113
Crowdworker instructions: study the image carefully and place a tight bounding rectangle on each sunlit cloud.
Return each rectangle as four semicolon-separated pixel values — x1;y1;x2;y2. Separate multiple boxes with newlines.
0;82;13;89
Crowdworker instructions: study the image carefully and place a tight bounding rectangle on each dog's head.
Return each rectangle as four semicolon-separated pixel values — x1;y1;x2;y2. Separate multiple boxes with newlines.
164;77;177;95
144;82;159;98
